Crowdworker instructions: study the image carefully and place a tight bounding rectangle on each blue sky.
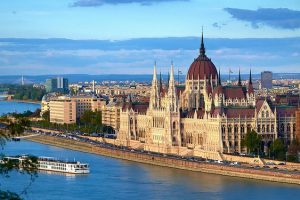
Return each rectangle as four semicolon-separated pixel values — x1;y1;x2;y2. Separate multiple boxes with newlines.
0;0;300;75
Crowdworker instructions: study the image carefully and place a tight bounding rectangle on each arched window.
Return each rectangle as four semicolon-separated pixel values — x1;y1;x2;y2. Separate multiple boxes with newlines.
228;125;232;133
267;125;270;132
271;124;274;132
262;125;265;133
287;123;291;133
241;125;245;133
222;125;226;134
266;111;269;118
261;111;265;118
257;125;261;132
280;123;285;132
234;125;238;133
293;123;296;132
173;121;176;129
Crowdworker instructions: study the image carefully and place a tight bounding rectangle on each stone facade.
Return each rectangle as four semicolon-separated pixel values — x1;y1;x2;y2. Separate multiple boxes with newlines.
117;34;298;156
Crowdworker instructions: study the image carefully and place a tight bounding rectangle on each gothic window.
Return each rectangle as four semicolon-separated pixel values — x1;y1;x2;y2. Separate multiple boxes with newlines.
287;123;291;133
293;123;296;132
222;125;226;134
261;111;265;118
280;123;285;132
262;125;265;133
200;94;205;108
241;125;245;133
257;125;261;132
173;121;176;129
266;111;269;118
267;125;270;132
228;125;232;133
271;124;274;132
234;125;238;133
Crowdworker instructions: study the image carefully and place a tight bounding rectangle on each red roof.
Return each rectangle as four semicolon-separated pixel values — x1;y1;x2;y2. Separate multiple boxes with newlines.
223;86;247;99
256;99;265;111
187;55;218;80
122;103;149;114
212;85;223;97
248;83;254;94
225;108;255;118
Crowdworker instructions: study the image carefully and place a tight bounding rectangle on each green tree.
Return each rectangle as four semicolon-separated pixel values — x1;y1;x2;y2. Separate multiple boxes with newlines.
0;118;38;200
270;139;286;161
42;110;50;122
287;140;300;162
242;130;262;155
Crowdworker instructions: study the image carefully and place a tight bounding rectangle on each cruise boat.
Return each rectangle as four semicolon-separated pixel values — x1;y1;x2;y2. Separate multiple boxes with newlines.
3;156;90;174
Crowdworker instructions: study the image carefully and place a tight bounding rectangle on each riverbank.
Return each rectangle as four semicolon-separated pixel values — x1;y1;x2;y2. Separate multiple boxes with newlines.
7;99;41;104
26;135;300;185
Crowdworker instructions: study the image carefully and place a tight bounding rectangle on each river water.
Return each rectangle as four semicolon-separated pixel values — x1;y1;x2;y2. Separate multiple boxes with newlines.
0;100;40;116
1;101;300;200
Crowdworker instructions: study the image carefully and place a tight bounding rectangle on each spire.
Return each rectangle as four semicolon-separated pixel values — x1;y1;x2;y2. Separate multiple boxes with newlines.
249;69;252;85
238;68;242;86
150;61;159;110
218;68;222;86
159;70;163;94
168;61;177;112
167;71;170;89
153;61;157;81
200;27;206;56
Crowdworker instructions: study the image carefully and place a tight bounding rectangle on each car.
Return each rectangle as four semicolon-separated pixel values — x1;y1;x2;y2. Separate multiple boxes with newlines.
263;165;270;168
266;162;275;165
278;162;286;165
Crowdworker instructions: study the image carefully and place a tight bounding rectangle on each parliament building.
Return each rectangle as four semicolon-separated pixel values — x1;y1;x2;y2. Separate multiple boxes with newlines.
117;34;298;158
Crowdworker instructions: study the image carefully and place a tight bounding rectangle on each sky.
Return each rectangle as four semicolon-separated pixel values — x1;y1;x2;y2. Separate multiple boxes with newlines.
0;0;300;75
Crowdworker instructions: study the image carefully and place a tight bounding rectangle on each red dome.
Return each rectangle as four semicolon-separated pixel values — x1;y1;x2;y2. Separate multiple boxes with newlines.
187;33;218;80
187;55;218;80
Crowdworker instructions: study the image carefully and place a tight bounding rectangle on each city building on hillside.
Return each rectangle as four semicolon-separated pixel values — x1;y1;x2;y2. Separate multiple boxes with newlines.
49;96;76;124
47;94;106;124
261;71;273;89
45;77;69;94
116;33;298;158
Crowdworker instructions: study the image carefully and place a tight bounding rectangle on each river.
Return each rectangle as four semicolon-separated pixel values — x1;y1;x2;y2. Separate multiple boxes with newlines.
0;100;40;116
1;101;300;200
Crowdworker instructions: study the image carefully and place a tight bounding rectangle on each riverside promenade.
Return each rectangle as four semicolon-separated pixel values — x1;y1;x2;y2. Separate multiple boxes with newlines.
26;134;300;185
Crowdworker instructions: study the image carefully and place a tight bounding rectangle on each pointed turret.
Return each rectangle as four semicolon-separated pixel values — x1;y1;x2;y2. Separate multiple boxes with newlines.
238;68;242;86
159;70;163;94
168;62;178;112
199;28;206;56
248;69;254;94
249;69;252;84
150;61;160;110
218;68;222;86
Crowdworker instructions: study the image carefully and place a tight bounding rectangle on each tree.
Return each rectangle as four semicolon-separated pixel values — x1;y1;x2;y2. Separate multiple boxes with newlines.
42;110;50;122
270;139;286;161
79;110;102;134
242;130;262;155
0;118;38;200
287;140;300;162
